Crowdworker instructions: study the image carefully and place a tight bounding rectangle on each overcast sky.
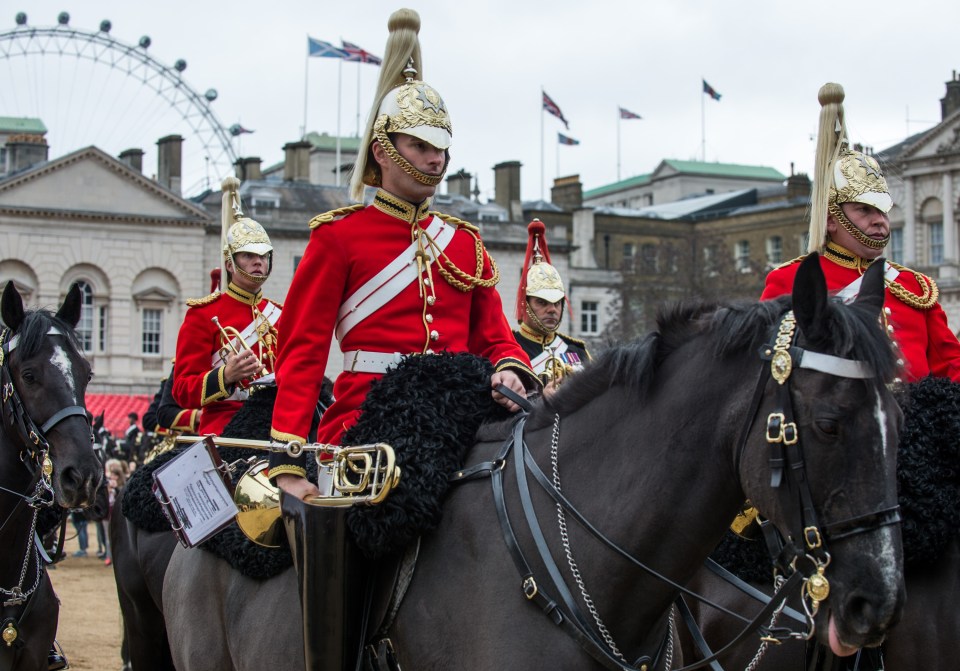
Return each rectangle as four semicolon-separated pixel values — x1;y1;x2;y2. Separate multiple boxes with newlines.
5;0;959;203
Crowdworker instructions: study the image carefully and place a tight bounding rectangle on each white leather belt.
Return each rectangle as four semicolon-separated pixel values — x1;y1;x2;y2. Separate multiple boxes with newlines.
343;350;405;374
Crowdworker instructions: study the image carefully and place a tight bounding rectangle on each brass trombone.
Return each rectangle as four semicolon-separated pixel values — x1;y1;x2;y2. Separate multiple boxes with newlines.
212;316;269;379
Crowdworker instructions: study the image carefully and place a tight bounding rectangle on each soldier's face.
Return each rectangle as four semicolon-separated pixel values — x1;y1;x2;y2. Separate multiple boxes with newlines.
827;203;890;259
373;134;445;203
525;297;563;331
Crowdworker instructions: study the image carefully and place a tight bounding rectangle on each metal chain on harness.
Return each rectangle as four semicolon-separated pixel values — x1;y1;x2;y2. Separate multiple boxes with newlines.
1;480;44;606
550;412;676;669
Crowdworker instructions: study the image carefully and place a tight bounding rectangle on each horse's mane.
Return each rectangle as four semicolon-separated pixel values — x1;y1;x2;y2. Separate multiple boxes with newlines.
7;307;82;359
545;292;898;415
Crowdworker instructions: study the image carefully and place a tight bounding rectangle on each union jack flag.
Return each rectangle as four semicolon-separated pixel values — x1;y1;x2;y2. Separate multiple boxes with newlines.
619;107;642;120
542;91;569;129
341;40;382;66
702;79;722;102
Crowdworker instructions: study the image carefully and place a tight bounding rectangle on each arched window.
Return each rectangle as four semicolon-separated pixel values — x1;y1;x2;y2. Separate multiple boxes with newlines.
921;198;944;265
75;281;95;352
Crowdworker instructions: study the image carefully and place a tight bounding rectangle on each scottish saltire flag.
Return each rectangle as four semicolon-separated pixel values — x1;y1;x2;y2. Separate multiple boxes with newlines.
702;79;722;101
308;37;349;59
619;107;642;120
542;91;569;129
558;132;580;146
341;40;382;65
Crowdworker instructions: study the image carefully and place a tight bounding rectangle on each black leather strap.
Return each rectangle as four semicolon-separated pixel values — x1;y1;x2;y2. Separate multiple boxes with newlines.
493;383;532;413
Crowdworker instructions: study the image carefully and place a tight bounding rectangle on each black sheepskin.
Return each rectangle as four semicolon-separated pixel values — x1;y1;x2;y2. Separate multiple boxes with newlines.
342;352;499;559
713;375;960;579
121;381;333;580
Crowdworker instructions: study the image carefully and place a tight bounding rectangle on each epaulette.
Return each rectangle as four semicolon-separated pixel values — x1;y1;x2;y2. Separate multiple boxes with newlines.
559;332;590;350
888;262;939;310
772;254;807;271
308;204;365;229
186;290;221;307
431;211;480;234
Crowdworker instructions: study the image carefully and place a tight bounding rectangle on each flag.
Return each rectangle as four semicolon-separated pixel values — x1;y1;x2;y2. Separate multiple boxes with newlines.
558;132;579;146
542;91;569;129
341;40;382;65
229;124;254;136
308;37;349;59
702;79;722;101
619;107;642;120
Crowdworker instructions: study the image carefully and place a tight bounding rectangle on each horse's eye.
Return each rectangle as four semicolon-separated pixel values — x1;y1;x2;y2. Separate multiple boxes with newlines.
21;370;36;384
815;419;838;436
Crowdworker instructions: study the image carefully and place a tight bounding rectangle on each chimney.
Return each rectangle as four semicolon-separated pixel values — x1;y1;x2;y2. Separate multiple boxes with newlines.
786;172;812;201
493;160;522;212
551;174;583;210
119;148;144;173
234;156;263;181
157;135;183;195
941;70;960;121
445;169;472;198
283;140;312;182
6;133;49;173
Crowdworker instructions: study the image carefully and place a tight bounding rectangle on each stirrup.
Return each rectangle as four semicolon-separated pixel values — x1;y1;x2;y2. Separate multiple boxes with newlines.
48;639;70;670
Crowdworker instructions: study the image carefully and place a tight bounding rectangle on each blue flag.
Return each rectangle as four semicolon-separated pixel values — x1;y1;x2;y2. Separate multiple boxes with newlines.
558;132;580;146
308;37;349;59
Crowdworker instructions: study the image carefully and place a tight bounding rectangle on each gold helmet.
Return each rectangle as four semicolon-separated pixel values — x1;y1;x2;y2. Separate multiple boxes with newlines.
349;9;452;202
221;176;272;286
807;83;892;254
516;220;566;330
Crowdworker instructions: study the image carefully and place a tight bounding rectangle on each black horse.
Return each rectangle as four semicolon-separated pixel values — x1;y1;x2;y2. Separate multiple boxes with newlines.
0;282;103;671
162;254;905;670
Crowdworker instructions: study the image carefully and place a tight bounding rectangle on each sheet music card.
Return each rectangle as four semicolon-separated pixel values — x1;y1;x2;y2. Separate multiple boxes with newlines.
152;438;237;547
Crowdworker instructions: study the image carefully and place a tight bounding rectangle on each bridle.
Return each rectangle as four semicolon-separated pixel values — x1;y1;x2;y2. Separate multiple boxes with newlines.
448;308;901;671
0;325;88;623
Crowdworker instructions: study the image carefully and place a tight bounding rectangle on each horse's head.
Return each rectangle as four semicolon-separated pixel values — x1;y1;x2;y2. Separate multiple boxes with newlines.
1;281;102;507
740;255;904;656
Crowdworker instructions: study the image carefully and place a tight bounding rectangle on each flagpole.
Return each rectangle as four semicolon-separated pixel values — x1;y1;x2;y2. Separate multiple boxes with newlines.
336;59;343;186
617;105;621;182
356;61;362;137
701;78;706;162
556;134;559;177
540;87;545;202
302;39;309;139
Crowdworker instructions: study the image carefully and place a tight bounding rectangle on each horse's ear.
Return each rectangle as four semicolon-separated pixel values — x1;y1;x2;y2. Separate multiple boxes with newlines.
854;258;886;317
56;283;83;328
1;281;25;332
792;253;830;341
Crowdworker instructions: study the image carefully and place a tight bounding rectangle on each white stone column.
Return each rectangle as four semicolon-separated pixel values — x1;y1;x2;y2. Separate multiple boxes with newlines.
943;172;957;279
903;177;917;265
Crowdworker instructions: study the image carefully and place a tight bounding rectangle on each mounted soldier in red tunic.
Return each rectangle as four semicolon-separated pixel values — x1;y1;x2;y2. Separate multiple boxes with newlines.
172;178;281;435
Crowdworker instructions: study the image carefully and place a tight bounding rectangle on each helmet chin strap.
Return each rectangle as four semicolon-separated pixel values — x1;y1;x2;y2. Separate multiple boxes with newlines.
828;203;889;250
525;301;562;336
373;117;447;187
226;252;272;286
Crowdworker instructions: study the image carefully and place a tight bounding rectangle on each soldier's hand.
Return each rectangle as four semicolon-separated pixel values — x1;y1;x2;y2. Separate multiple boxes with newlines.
491;370;526;412
276;473;321;501
223;349;260;385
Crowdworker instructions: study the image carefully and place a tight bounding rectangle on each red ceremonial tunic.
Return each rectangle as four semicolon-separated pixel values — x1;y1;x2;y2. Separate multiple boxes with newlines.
172;282;280;435
268;190;535;479
761;243;960;382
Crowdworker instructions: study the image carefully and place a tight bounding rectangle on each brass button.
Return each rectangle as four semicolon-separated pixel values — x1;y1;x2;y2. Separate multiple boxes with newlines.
430;330;439;341
427;296;436;306
425;314;434;323
423;278;431;287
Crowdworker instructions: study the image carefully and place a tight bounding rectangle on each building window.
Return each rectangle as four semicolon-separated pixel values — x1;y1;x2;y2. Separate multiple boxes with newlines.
735;240;751;273
98;305;108;351
929;222;944;265
766;236;783;266
641;244;658;273
622;243;636;272
889;228;903;263
702;245;719;277
580;301;599;335
75;281;94;353
251;198;279;217
142;309;162;355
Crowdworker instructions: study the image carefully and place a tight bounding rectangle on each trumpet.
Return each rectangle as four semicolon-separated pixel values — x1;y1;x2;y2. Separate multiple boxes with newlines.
541;348;573;387
212;316;269;379
173;435;402;547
